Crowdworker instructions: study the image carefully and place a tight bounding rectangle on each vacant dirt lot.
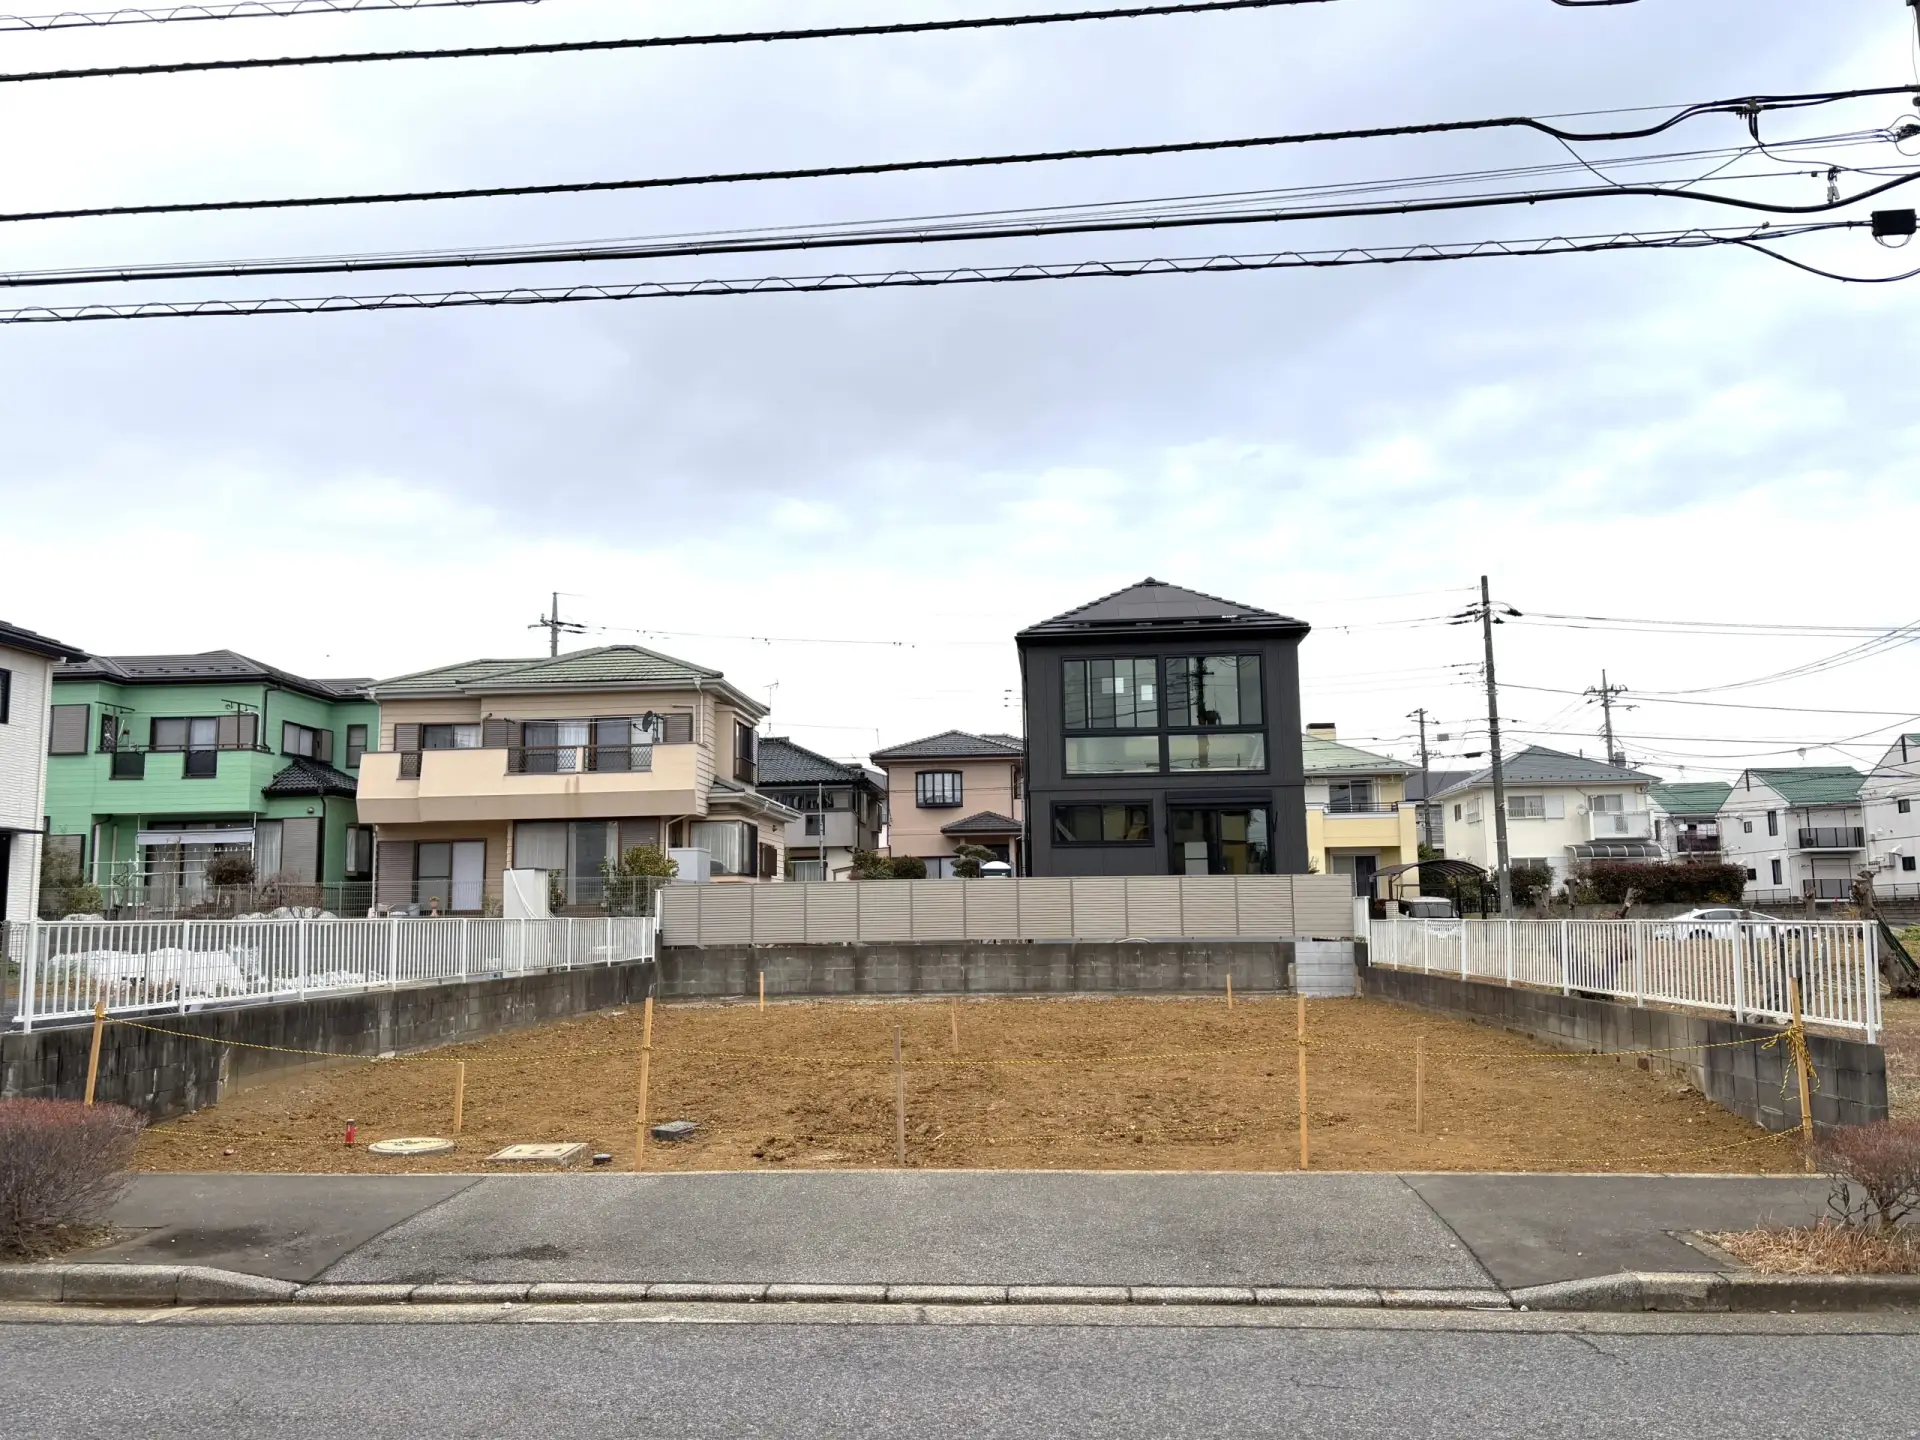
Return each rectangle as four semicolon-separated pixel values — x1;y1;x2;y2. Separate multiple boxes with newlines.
1881;997;1920;1120
134;995;1802;1175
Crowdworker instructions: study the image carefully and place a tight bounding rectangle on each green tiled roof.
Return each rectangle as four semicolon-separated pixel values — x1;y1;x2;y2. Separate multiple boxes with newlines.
1649;781;1731;816
1746;767;1865;806
1301;734;1410;775
372;645;727;699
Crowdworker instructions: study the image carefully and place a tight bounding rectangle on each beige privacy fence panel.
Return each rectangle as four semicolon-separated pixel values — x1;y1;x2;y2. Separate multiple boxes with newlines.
661;875;1355;948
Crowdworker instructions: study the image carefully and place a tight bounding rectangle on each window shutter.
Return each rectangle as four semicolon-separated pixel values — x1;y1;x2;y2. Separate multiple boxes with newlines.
481;717;515;749
279;818;322;883
1544;795;1566;820
0;669;10;725
218;714;241;750
663;713;693;745
316;728;334;764
48;704;89;755
394;722;421;752
375;841;414;909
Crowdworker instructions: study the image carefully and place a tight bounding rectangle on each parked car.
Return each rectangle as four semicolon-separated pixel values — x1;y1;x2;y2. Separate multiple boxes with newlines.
1396;897;1455;920
1661;907;1797;941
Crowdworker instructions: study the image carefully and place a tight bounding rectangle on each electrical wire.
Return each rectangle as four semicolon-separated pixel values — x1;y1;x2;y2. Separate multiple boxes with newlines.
0;0;1343;84
1517;609;1908;636
0;0;560;28
1496;683;1920;719
0;221;1875;324
4;90;1905;226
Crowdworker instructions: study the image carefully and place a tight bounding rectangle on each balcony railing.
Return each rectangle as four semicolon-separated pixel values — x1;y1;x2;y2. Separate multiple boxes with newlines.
1804;878;1854;899
1798;827;1864;850
1323;800;1400;815
1674;831;1721;854
507;744;654;776
1587;811;1653;840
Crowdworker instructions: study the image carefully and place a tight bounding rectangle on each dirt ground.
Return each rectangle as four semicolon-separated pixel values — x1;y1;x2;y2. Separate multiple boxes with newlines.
134;995;1805;1175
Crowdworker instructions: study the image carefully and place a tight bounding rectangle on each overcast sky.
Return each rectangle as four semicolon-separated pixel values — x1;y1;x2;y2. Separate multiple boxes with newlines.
3;0;1917;780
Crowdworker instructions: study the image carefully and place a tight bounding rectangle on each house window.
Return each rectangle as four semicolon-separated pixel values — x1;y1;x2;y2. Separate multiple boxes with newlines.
916;771;963;808
416;839;486;912
1590;794;1623;813
1053;804;1152;845
1063;658;1158;729
1165;656;1261;728
344;825;374;880
1746;868;1758;881
48;703;89;755
0;668;9;724
1743;820;1754;834
1904;855;1917;873
1766;810;1779;837
345;725;368;768
804;814;823;837
110;750;145;780
282;721;333;763
1453;804;1462;822
1901;799;1913;815
1167;732;1266;772
735;722;758;785
1065;736;1162;775
1327;780;1376;814
791;858;828;883
689;819;756;877
1508;795;1547;819
1770;859;1783;885
153;716;221;777
422;724;481;750
98;712;120;752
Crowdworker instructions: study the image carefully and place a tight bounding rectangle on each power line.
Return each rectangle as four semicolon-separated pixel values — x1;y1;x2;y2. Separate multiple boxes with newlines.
1497;682;1920;718
0;0;1342;84
7;88;1907;226
0;0;562;29
1518;608;1912;636
0;220;1869;325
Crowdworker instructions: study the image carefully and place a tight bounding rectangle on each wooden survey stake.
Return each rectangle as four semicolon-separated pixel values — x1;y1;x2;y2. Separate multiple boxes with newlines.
631;996;655;1171
84;1000;105;1106
1296;993;1309;1170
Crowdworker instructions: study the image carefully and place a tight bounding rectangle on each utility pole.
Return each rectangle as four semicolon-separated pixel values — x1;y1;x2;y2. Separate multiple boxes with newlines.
529;592;587;657
1409;707;1433;853
1475;577;1514;914
1584;670;1628;766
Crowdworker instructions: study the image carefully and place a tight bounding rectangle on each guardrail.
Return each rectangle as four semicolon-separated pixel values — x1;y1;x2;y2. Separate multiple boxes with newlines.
1367;917;1880;1041
5;915;658;1032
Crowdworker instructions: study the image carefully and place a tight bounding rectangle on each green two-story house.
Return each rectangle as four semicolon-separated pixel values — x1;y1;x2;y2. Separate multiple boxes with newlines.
44;651;378;914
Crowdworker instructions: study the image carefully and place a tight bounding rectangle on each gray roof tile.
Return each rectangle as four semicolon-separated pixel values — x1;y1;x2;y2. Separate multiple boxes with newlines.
57;649;357;701
262;756;361;798
1434;745;1656;799
371;645;734;701
1018;578;1306;637
940;810;1022;835
871;729;1025;762
759;737;865;786
0;620;88;663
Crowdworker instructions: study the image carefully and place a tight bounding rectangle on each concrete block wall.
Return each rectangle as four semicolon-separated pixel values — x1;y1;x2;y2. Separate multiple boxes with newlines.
1;960;659;1122
1359;962;1888;1132
658;940;1313;1000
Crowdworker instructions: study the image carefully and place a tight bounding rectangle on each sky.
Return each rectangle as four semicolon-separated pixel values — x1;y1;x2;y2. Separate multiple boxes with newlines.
2;0;1918;781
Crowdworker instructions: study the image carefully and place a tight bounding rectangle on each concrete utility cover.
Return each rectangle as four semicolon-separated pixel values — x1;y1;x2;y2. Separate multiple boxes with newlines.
366;1137;457;1157
651;1120;698;1142
487;1143;588;1166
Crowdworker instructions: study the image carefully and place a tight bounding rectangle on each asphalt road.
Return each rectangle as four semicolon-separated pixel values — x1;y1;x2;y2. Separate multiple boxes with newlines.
5;1310;1918;1439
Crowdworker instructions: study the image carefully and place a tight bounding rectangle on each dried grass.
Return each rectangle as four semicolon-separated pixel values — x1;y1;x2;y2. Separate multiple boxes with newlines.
0;1100;143;1258
1708;1223;1920;1276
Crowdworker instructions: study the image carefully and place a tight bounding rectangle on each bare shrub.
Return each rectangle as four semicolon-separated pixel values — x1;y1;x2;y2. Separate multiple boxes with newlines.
1814;1119;1920;1231
0;1100;144;1257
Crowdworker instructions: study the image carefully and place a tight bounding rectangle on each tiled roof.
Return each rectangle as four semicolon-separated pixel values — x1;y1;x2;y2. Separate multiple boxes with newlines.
56;649;356;701
1434;746;1656;799
871;729;1025;762
0;620;88;663
759;736;863;786
262;756;361;798
1404;769;1475;802
1650;781;1732;816
1302;734;1411;776
940;810;1022;835
371;645;747;706
1018;577;1306;637
1745;767;1865;806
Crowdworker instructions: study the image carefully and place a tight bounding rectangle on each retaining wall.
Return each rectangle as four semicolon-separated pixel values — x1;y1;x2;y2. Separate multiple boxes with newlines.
0;960;659;1122
658;940;1356;999
1359;962;1888;1132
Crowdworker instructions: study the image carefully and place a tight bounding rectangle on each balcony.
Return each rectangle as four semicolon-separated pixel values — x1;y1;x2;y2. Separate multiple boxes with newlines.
1673;829;1721;855
1324;799;1401;815
1804;878;1854;899
1797;827;1864;851
356;743;701;825
1587;810;1653;841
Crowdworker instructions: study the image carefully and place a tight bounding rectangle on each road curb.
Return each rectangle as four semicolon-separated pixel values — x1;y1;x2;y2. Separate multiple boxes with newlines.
5;1266;1919;1312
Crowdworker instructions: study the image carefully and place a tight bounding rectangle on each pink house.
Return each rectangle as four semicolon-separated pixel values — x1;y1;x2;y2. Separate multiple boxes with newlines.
870;730;1024;878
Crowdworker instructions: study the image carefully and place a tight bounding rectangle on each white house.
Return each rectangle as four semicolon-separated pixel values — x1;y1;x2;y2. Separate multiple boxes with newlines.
1648;781;1732;865
1434;745;1658;887
1718;767;1865;905
1861;735;1920;897
0;620;90;930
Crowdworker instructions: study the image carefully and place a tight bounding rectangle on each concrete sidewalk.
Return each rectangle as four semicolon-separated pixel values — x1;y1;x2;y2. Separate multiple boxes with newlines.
76;1171;1830;1291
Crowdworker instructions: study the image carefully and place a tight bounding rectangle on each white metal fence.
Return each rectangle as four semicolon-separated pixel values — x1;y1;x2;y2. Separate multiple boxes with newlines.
4;915;658;1032
661;874;1357;948
1367;917;1881;1041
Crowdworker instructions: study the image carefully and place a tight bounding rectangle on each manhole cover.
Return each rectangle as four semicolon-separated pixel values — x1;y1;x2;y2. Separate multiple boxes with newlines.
366;1137;457;1156
651;1120;699;1142
487;1142;589;1166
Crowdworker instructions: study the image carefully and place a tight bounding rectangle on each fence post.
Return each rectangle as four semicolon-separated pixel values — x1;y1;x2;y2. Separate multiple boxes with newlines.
1503;919;1514;987
388;917;399;989
1560;918;1571;997
297;917;309;1001
1460;924;1469;982
460;918;470;982
606;916;614;968
180;921;192;1014
1632;919;1645;1008
1733;921;1749;1025
1864;919;1880;1044
1421;921;1430;974
18;919;39;1032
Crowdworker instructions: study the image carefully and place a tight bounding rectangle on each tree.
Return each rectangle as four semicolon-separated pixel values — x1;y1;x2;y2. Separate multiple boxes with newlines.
850;849;893;880
1508;862;1554;909
888;856;928;880
951;844;995;879
36;848;102;919
602;845;678;914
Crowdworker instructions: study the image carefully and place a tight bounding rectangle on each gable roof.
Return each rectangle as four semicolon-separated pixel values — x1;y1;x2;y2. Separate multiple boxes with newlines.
1302;733;1411;776
1742;767;1865;806
262;756;362;799
1650;781;1732;816
370;645;761;713
1434;745;1656;799
940;810;1023;835
759;736;868;787
56;649;358;702
1404;768;1475;803
0;620;88;663
870;729;1025;762
1017;578;1307;638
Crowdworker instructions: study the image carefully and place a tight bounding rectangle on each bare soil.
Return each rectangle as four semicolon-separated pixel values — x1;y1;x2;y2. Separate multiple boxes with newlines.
133;995;1802;1175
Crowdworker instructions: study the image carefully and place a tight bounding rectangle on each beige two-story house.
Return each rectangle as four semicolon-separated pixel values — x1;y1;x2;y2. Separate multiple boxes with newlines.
356;646;797;912
870;730;1024;878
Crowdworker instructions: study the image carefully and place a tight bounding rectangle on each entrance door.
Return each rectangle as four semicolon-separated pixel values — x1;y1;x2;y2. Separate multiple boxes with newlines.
1169;807;1273;875
1352;853;1378;899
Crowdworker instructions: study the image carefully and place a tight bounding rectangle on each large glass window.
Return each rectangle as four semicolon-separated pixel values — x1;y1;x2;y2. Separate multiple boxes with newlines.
1063;658;1158;730
1053;803;1152;845
1171;807;1272;875
1065;736;1162;775
916;771;963;808
690;820;755;876
1166;656;1261;728
416;839;485;912
1167;733;1266;772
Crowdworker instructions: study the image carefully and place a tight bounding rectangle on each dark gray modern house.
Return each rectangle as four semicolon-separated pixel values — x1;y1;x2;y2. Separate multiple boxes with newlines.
1016;579;1310;877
